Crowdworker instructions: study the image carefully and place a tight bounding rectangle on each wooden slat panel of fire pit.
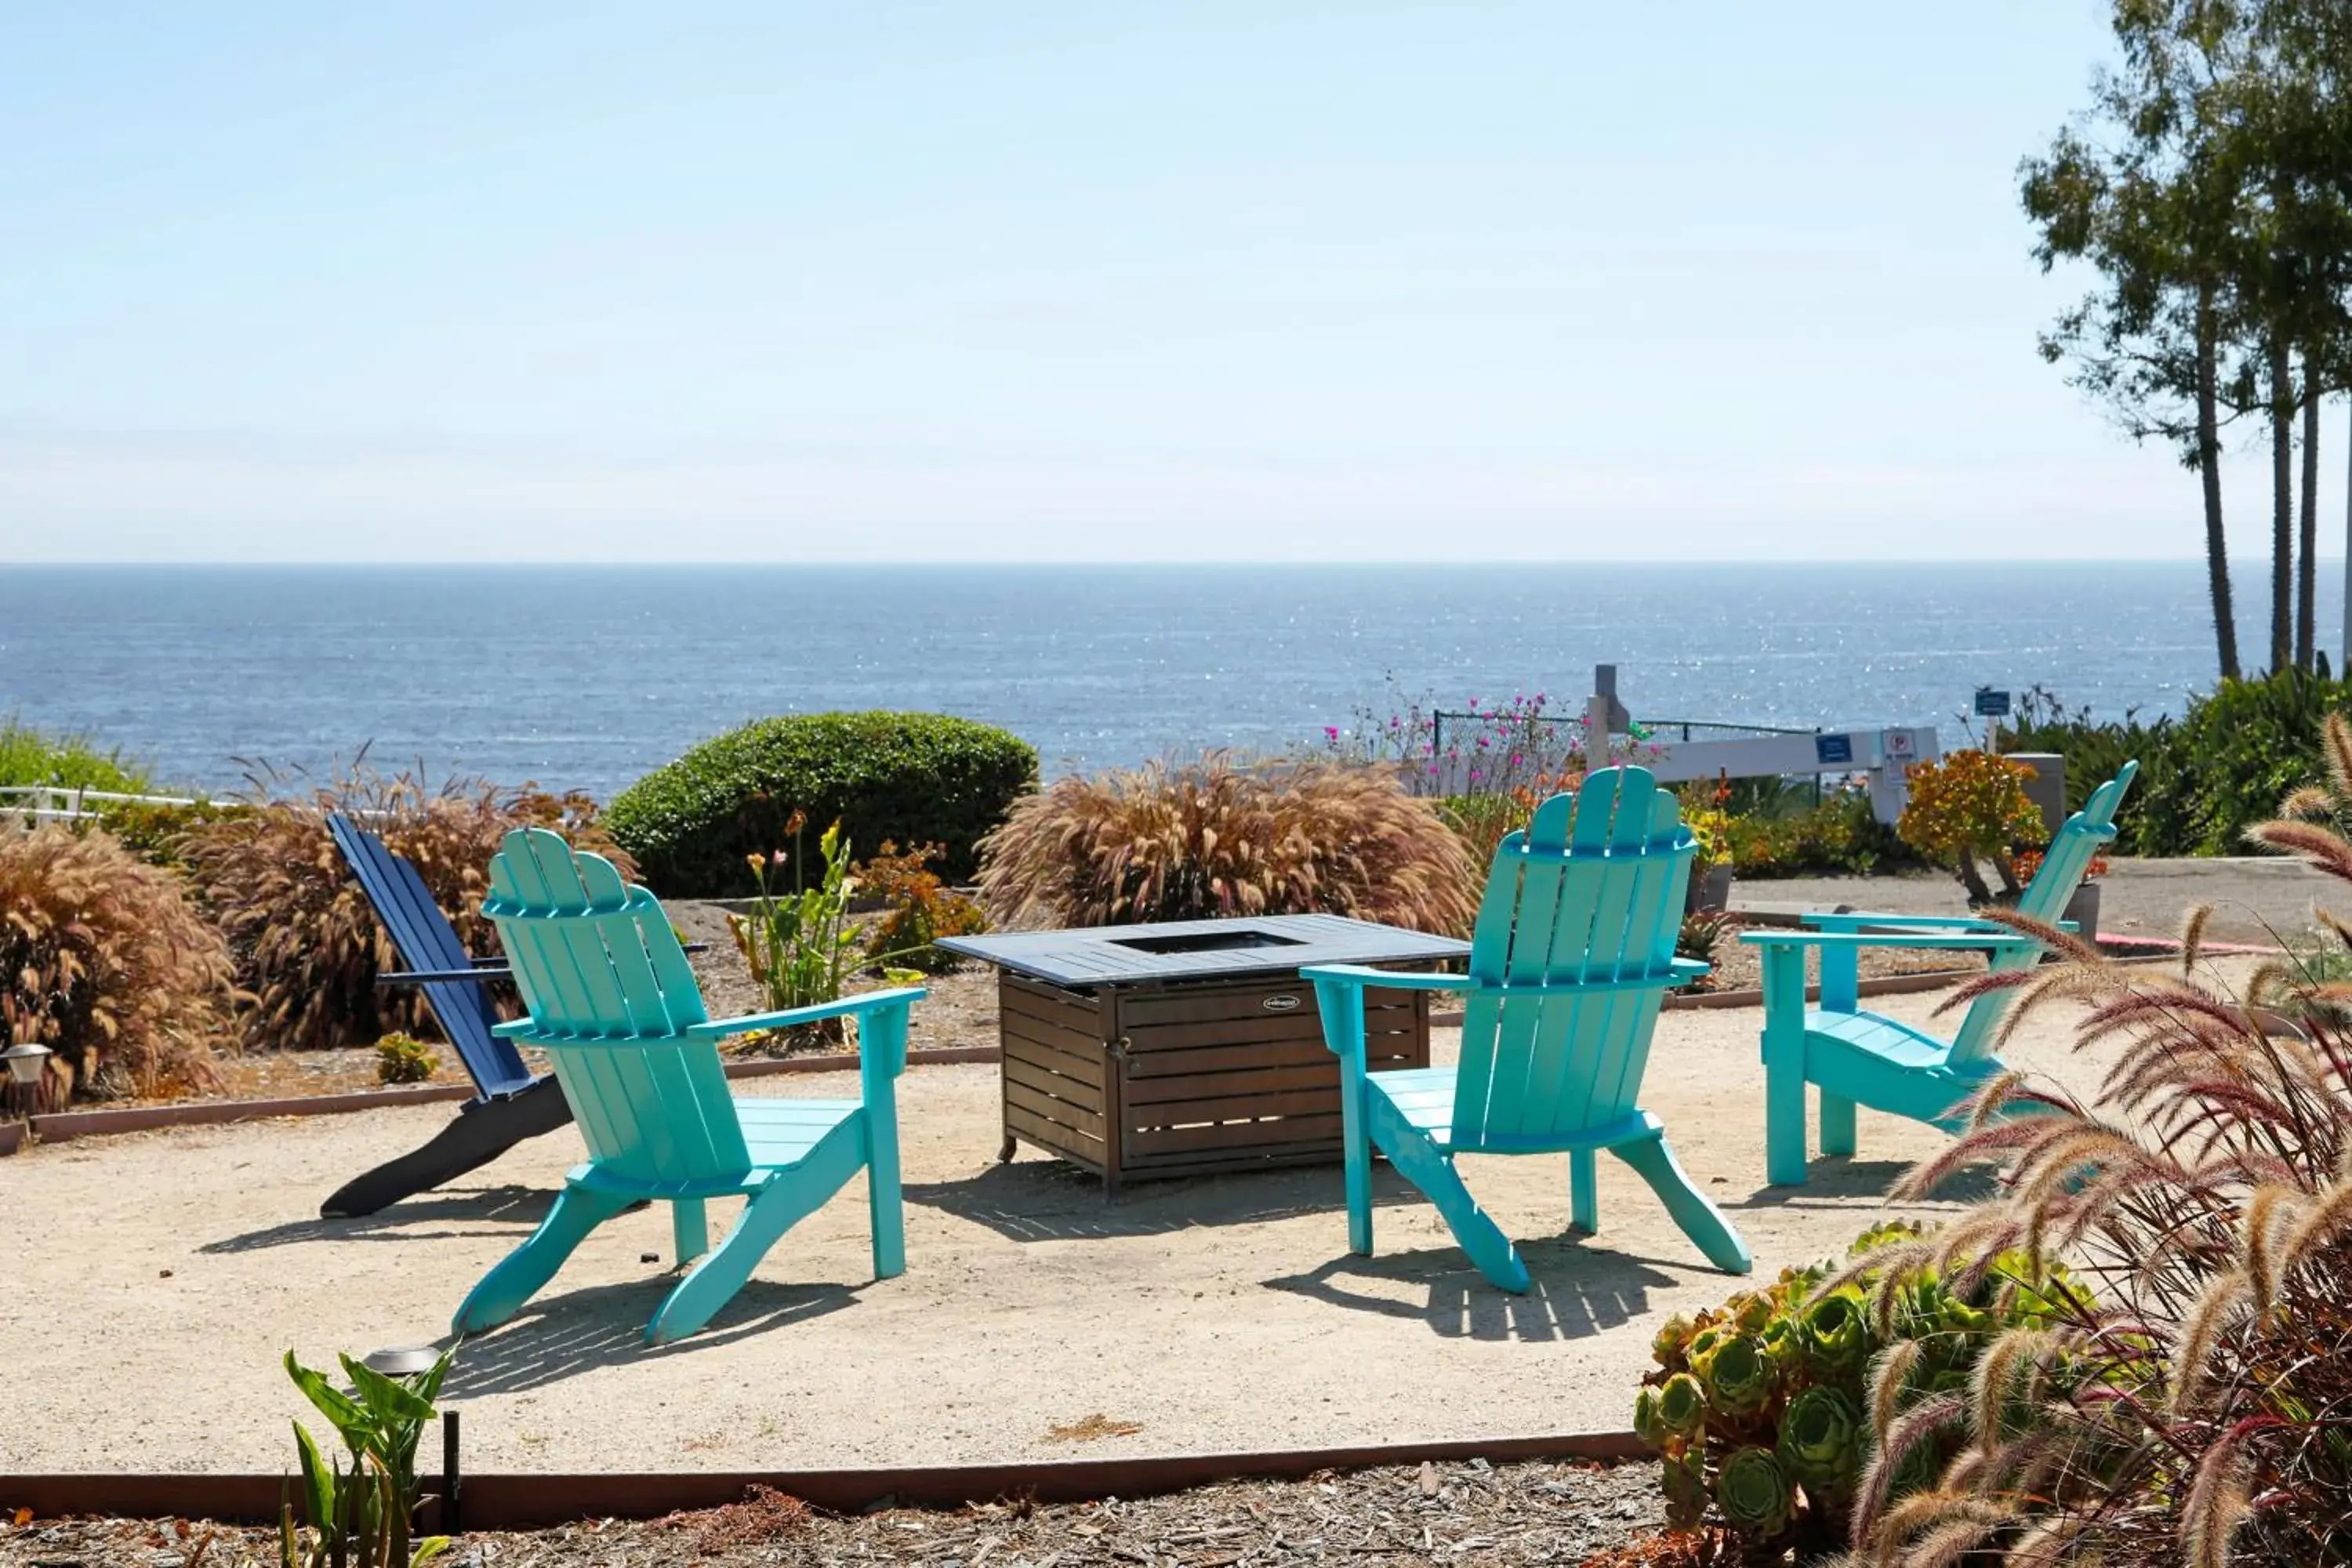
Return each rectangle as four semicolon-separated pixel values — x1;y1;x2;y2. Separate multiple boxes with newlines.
1109;978;1425;1177
972;920;1461;1189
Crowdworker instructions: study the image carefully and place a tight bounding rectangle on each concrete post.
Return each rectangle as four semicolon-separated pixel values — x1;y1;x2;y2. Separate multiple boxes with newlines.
2009;752;2067;839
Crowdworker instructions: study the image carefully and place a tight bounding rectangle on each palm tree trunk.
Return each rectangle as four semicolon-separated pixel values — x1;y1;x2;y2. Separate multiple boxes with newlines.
2272;334;2296;674
2200;285;2241;680
2299;359;2321;672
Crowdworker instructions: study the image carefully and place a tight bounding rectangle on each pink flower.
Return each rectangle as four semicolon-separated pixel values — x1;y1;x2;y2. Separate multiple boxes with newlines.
1324;726;1340;741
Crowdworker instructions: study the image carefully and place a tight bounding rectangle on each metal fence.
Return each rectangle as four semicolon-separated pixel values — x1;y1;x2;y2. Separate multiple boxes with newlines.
0;786;198;826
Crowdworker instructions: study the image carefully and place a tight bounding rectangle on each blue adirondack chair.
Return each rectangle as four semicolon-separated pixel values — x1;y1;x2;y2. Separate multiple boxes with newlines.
321;814;570;1218
1740;762;2137;1186
1304;767;1751;1293
452;827;924;1345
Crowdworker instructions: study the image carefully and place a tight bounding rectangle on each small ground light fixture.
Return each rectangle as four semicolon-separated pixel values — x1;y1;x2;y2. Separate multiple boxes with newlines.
2;1040;50;1117
361;1345;441;1378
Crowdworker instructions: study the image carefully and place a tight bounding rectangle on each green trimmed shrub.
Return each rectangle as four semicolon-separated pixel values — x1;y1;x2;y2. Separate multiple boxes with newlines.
606;712;1036;898
2001;671;2352;855
87;797;253;871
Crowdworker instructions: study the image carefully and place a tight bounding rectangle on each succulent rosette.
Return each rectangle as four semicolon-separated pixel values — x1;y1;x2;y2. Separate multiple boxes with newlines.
1730;1290;1775;1337
1656;1371;1708;1440
1633;1385;1664;1450
1651;1313;1695;1371
1714;1446;1795;1539
1798;1287;1871;1381
1774;1385;1863;1497
1697;1333;1777;1419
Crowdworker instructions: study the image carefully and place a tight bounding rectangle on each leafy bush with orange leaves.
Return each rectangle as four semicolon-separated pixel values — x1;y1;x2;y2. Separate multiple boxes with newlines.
858;840;986;972
1895;751;2047;905
182;764;631;1052
1822;727;2352;1566
976;753;1481;935
0;824;230;1100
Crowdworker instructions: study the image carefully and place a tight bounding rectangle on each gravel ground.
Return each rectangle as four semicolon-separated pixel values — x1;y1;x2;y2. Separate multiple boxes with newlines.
0;1458;1697;1568
0;959;2212;1478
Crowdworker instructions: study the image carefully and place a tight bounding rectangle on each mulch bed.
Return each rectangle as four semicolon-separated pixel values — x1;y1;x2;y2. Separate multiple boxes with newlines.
0;1459;1711;1567
1691;919;1984;996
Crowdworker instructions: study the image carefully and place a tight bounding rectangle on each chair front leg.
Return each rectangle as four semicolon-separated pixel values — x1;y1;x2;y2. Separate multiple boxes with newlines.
1312;975;1375;1256
1759;943;1811;1186
453;1179;632;1335
1569;1147;1598;1236
858;1001;909;1279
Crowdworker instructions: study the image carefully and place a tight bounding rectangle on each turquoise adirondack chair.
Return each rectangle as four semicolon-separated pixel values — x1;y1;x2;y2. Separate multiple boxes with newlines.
452;828;924;1345
1740;762;2137;1186
1304;767;1751;1293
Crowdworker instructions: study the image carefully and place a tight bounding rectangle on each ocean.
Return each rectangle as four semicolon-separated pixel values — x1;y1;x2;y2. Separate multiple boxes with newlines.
0;562;2322;800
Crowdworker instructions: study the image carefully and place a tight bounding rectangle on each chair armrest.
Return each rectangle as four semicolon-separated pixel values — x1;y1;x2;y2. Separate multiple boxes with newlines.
1739;931;2045;952
685;986;927;1040
1298;965;1465;991
376;964;511;987
1800;911;2002;931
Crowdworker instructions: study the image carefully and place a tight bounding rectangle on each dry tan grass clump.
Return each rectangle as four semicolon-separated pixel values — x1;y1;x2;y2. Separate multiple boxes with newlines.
0;823;230;1099
182;763;634;1053
976;753;1480;935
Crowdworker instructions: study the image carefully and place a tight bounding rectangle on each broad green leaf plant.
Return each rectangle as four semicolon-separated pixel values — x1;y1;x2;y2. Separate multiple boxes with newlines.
281;1347;454;1568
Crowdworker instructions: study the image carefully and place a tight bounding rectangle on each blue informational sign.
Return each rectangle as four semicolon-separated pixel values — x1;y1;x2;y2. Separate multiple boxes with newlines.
1974;688;2012;717
1815;734;1854;766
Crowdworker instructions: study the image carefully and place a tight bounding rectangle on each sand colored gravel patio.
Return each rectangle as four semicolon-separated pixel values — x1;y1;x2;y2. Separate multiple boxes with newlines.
0;971;2177;1478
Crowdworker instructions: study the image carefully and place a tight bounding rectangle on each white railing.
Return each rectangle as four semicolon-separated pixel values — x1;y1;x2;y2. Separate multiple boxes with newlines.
0;786;200;826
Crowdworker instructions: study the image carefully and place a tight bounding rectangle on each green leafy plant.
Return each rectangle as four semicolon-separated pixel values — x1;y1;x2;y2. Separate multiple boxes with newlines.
281;1347;453;1568
0;718;151;793
373;1033;437;1085
0;824;230;1102
1635;1221;2082;1559
605;711;1036;897
1676;910;1733;985
1895;750;2048;904
728;814;864;1042
856;840;985;973
1716;786;1916;879
976;753;1482;935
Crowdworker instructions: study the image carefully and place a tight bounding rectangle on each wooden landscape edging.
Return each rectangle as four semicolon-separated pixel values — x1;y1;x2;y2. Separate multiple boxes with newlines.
0;1428;1645;1527
15;1047;1003;1149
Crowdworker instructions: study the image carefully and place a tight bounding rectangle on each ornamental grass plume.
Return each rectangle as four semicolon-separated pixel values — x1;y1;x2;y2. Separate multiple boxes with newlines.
974;752;1481;935
1824;728;2352;1566
182;756;632;1052
0;823;230;1099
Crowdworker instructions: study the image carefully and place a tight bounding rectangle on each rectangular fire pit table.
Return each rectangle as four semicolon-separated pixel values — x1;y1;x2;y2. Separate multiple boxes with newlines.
937;914;1470;1190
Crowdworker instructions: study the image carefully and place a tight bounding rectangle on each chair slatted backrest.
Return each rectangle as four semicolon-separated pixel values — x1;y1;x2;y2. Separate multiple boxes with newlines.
1450;767;1697;1152
484;827;750;1184
327;813;533;1098
1948;760;2138;1065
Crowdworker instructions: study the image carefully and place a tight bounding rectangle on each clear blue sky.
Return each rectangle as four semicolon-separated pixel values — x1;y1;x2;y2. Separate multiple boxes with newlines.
1;2;2324;562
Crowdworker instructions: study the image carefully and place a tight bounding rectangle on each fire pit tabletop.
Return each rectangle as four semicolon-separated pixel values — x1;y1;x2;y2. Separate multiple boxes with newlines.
936;913;1470;990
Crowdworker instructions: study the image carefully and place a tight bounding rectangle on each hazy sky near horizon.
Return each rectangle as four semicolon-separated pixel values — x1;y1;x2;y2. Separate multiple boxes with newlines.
5;2;2339;564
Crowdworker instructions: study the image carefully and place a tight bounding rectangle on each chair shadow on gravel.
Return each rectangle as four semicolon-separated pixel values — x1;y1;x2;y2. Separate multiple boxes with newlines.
440;1277;859;1396
905;1155;1421;1243
1727;1158;1998;1210
1265;1239;1675;1343
198;1182;557;1254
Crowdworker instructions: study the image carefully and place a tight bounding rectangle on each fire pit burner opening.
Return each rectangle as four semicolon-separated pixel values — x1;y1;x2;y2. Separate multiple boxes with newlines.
1105;928;1309;956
